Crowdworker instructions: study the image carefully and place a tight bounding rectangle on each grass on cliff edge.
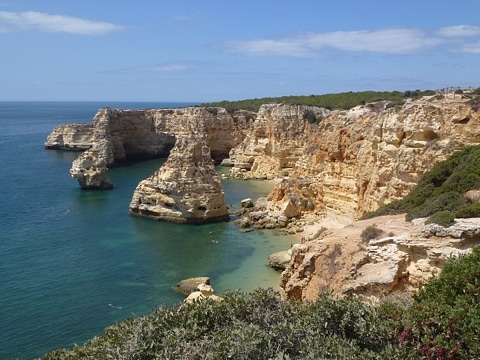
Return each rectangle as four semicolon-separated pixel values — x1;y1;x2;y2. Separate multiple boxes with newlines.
43;247;480;359
361;145;480;224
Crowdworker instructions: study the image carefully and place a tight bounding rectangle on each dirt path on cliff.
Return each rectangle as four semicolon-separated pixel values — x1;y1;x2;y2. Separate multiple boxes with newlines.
298;214;412;243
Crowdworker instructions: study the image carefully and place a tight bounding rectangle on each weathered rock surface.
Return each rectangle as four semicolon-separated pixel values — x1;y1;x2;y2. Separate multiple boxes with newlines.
280;214;480;302
70;139;113;189
230;96;480;223
229;104;320;179
268;250;292;270
183;283;223;304
44;123;94;151
61;106;255;189
176;277;211;295
129;132;230;224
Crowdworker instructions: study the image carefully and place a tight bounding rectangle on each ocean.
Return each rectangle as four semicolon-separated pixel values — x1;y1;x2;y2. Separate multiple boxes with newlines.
0;102;295;359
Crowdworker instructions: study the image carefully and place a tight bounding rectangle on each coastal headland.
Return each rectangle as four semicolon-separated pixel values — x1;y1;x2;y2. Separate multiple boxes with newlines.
45;90;480;301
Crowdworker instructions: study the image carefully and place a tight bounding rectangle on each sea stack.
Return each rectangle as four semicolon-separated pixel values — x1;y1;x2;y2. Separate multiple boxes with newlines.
70;139;114;189
129;132;230;224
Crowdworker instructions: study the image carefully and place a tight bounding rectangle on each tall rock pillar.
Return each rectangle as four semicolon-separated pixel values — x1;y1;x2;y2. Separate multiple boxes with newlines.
129;132;230;224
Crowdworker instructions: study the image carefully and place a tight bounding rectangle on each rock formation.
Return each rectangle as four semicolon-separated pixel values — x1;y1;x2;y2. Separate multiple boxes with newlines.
176;277;211;296
229;104;321;179
45;94;480;301
129;132;230;224
183;283;223;304
230;96;480;223
70;139;113;189
62;107;254;189
280;214;480;302
44;123;94;151
268;250;292;270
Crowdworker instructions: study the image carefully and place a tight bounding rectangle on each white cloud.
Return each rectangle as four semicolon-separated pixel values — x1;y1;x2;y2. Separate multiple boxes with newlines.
0;11;124;35
220;25;480;58
114;63;197;73
462;41;480;54
145;64;196;72
436;25;480;38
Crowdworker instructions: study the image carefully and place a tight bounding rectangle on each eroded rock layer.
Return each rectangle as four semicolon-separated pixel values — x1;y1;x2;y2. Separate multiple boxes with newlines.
233;96;480;222
129;132;230;224
229;104;321;179
44;123;94;151
280;215;480;302
66;107;255;189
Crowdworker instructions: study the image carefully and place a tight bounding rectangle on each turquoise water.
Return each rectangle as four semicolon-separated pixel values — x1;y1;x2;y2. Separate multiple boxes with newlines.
0;102;294;359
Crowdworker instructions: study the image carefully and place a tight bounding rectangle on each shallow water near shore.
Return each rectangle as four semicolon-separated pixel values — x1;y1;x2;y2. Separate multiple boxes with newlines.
0;102;294;359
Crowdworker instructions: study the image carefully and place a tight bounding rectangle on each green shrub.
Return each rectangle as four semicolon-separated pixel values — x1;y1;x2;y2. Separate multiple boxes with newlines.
360;224;384;242
202;90;435;112
393;247;480;359
425;210;455;227
43;248;480;359
363;145;480;222
302;109;318;124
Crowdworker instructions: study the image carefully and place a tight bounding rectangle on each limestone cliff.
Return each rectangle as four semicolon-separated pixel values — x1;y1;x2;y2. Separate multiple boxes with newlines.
241;96;480;223
129;132;230;224
70;139;113;189
280;214;480;302
44;123;94;151
63;107;254;189
229;104;322;179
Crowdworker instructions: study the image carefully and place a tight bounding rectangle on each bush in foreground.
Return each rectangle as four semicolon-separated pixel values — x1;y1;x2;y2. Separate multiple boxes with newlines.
44;247;480;359
392;246;480;359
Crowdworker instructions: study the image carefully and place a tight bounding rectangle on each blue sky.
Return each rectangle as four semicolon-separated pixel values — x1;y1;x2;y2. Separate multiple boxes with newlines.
1;0;480;102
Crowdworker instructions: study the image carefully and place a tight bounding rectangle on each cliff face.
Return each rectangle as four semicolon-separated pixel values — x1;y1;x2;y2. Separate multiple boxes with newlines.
67;107;255;189
129;132;229;224
229;104;322;179
244;96;480;222
280;215;480;302
44;123;94;151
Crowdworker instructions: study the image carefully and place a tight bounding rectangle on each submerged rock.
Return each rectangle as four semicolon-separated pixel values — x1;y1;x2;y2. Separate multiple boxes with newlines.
176;277;211;296
268;250;292;270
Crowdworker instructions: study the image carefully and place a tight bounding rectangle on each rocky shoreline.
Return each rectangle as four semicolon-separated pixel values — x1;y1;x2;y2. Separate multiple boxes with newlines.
45;94;480;301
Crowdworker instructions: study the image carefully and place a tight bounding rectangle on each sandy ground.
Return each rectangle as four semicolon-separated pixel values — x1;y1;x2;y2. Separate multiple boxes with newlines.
297;213;413;243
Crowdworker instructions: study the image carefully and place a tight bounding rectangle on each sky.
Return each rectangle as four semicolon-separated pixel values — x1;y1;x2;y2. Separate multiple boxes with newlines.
1;0;480;102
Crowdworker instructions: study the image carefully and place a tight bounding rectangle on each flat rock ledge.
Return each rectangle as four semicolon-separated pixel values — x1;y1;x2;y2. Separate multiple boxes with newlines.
44;123;94;151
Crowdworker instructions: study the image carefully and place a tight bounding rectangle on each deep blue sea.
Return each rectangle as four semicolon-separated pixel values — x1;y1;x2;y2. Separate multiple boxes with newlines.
0;102;294;359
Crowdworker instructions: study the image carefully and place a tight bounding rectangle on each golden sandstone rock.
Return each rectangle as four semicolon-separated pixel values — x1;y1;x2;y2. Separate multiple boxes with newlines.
129;132;230;224
48;94;480;300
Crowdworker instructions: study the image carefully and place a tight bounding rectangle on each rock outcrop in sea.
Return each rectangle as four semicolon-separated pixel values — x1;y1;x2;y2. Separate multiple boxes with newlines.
45;123;94;151
63;107;254;189
129;132;230;224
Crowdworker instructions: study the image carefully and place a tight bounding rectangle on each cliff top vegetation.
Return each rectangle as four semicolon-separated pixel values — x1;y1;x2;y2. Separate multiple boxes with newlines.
202;89;437;112
203;87;480;112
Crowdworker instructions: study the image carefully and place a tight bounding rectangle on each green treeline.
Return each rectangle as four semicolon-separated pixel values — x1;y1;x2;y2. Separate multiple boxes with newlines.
202;90;436;112
44;247;480;359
